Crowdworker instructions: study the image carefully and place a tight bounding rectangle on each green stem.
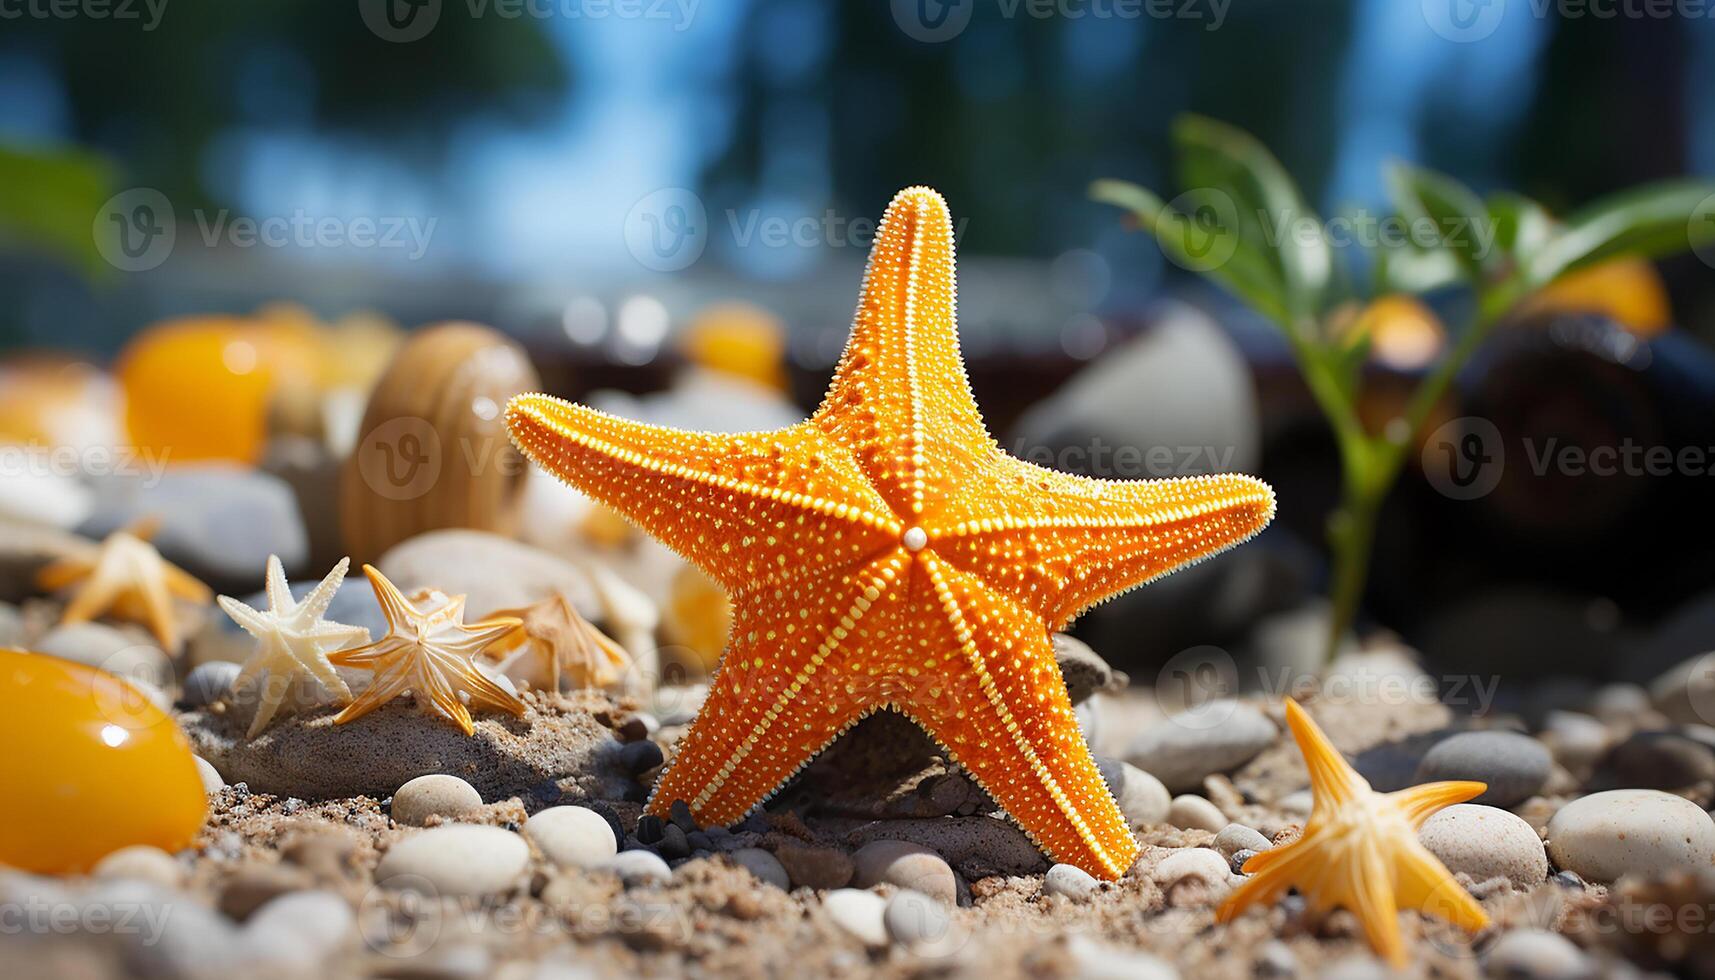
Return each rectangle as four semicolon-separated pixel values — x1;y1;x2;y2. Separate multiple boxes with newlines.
1324;467;1382;663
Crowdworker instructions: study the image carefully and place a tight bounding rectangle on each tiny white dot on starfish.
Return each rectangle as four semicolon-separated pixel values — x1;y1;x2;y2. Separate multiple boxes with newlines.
902;526;928;552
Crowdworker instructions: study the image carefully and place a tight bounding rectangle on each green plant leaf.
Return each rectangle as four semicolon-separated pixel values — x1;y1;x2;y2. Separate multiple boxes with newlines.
1090;178;1289;323
0;143;116;279
1386;162;1493;278
1486;191;1553;264
1171;115;1331;318
1528;179;1715;284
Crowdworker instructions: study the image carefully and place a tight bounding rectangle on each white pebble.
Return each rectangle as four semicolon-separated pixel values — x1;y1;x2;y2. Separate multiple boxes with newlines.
242;890;354;969
603;850;672;887
883;888;952;948
1042;863;1100;900
92;846;182;888
1482;928;1590;979
377;825;530;898
1066;936;1180;979
1152;848;1230;887
1166;794;1226;832
824;888;888;946
1212;824;1271;858
1545;789;1715;883
195;756;225;794
523;806;618;869
1419;805;1548;888
392;774;483;827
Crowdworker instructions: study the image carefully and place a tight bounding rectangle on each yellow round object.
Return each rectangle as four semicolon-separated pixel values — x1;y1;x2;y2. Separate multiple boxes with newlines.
679;302;789;391
1519;257;1672;335
0;650;208;873
1350;295;1445;371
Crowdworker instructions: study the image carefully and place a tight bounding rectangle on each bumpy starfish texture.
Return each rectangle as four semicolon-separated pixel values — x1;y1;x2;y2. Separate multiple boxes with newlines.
219;556;371;738
485;593;632;691
1216;699;1491;966
506;186;1276;880
37;518;211;653
327;565;525;736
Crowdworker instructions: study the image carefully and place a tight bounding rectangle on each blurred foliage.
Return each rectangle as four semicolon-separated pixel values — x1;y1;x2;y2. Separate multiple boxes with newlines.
0;144;115;279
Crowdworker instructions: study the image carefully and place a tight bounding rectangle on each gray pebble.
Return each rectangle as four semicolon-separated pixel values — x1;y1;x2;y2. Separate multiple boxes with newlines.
1481;928;1591;979
1166;794;1226;832
729;848;790;889
1415;731;1551;807
1212;824;1271;858
1097;757;1171;826
851;840;956;905
618;739;665;776
883;888;952;948
1124;700;1276;792
37;622;172;691
1594;730;1715;790
182;660;243;708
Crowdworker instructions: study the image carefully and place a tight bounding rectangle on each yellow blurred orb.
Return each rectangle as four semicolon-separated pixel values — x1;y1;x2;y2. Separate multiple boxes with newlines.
1518;257;1672;335
0;650;208;873
679;302;789;391
1351;295;1445;371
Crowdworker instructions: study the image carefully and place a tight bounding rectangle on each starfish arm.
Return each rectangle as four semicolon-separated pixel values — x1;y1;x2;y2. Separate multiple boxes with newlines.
1387;780;1488;829
413;656;476;736
332;659;415;726
1395;841;1492;932
163;563;212;604
305;621;371;646
131;559;183;651
437;649;527;717
431;618;523;660
57;571;119;628
931;462;1277;628
328;636;401;669
289;638;354;702
507;396;899;592
217;595;271;639
296;557;350;622
809;187;994;520
1347;839;1407;968
1282;698;1368;813
910;555;1139;879
646;555;907;825
361;565;421;631
264;554;292;614
35;556;94;593
1217;838;1321;922
246;655;289;739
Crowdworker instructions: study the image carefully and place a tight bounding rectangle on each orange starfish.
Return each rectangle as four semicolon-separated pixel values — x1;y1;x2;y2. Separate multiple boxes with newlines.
1216;700;1491;966
327;565;525;736
506;187;1276;879
36;517;211;653
485;593;632;691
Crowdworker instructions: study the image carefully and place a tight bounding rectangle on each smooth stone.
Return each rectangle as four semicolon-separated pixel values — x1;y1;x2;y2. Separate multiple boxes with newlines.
773;841;854;890
392;774;484;827
91;845;182;887
1124;700;1276;793
88;879;244;978
1649;651;1715;726
1419;804;1549;888
1043;863;1100;900
1540;711;1611;771
377;529;599;620
36;622;173;692
1212;824;1272;858
850;840;957;905
1152;848;1229;887
1481;928;1591;980
1066;935;1181;979
242;890;354;970
1166;794;1226;832
1098;757;1171;826
525;806;620;869
846;816;1048;877
729;847;790;890
219;865;311;921
182;660;243;708
195;756;225;793
1589;683;1651;724
0;520;91;601
1053;633;1123;705
604;849;672;886
0;602;24;647
823;888;887;946
81;465;307;586
1277;790;1313;816
1546;789;1715;882
617;739;664;775
1593;731;1715;790
376;825;530;897
883;888;953;949
0;470;92;528
1415;731;1552;807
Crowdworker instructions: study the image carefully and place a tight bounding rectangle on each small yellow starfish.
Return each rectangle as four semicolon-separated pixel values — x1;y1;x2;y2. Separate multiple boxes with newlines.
485;593;632;691
328;565;525;735
218;555;372;738
1216;699;1491;966
36;517;211;653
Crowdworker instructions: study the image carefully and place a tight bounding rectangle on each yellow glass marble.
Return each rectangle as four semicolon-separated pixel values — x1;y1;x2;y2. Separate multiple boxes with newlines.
0;650;208;873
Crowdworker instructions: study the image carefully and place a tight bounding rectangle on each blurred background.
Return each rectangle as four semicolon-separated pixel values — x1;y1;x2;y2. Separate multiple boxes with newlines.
3;0;1715;697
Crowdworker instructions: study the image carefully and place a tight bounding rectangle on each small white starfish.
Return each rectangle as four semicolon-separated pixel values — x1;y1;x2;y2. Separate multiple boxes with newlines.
218;555;371;738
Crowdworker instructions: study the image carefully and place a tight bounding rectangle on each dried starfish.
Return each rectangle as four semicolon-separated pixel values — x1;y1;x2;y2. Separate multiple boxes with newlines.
328;565;525;735
485;593;632;691
1216;699;1491;966
36;517;211;653
507;187;1276;880
218;555;371;737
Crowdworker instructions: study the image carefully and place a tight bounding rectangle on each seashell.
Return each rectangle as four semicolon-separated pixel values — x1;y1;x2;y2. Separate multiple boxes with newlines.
339;322;539;561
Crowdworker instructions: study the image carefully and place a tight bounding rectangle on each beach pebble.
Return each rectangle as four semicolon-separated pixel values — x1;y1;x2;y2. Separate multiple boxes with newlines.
92;845;182;888
377;825;530;897
1481;928;1591;979
1124;701;1276;792
392;774;484;827
195;756;225;793
182;660;243;708
1415;731;1552;807
729;848;790;890
1593;731;1715;790
242;890;354;970
1253;940;1299;977
524;806;619;869
1166;794;1226;832
1152;848;1229;887
851;840;957;905
1278;789;1313;816
824;888;888;946
1650;652;1715;726
1545;789;1715;882
1054;633;1122;704
378;530;598;620
1066;935;1181;979
1590;683;1651;723
1212;824;1272;858
773;841;854;890
1418;805;1548;888
1043;863;1100;900
603;849;672;887
219;865;312;921
37;622;173;691
883;888;953;949
91;879;244;978
1540;711;1611;771
617;739;664;776
1098;757;1171;826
